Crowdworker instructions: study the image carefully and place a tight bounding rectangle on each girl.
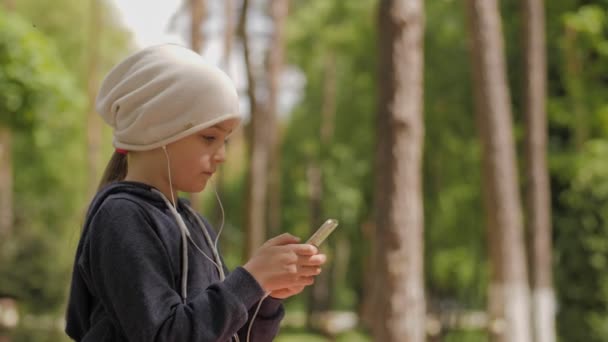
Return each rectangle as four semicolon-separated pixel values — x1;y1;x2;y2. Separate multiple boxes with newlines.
65;44;326;342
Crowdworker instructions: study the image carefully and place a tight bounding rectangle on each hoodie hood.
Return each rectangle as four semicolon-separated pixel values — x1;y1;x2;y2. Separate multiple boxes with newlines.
86;181;187;218
83;180;224;303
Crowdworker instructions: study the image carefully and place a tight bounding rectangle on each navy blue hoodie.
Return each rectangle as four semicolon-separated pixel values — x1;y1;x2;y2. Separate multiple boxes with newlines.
65;181;284;341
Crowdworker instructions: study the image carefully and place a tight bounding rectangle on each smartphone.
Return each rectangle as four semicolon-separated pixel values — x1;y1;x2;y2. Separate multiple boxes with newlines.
306;219;339;247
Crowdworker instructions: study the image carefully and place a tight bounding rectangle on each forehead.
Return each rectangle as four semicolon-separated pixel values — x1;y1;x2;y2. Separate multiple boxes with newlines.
202;118;240;133
206;124;229;132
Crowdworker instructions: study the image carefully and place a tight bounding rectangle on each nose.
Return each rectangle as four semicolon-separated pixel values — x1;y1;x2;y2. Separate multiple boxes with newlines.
213;143;227;163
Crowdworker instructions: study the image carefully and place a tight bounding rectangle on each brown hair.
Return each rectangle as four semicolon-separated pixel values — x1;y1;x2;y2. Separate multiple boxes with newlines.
97;152;128;191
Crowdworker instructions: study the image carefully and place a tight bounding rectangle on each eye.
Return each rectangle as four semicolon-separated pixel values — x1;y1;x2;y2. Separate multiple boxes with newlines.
202;135;216;142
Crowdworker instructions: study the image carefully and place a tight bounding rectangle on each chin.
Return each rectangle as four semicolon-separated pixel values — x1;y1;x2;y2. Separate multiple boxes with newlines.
185;181;208;193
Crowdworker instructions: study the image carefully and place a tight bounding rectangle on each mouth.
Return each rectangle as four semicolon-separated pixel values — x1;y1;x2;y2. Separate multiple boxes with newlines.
203;171;215;176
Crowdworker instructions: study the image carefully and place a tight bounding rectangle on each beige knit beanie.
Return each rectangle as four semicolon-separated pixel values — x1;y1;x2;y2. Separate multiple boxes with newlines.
96;44;241;151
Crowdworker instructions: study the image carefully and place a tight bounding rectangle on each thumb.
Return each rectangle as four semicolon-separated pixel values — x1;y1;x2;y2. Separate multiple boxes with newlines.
264;233;301;247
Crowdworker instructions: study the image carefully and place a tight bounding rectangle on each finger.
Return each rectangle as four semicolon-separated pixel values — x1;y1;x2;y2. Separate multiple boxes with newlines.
264;233;301;247
297;265;322;277
277;285;305;297
274;275;315;290
270;286;304;299
300;276;315;286
298;254;327;266
290;244;318;256
283;263;298;274
269;289;292;299
290;285;305;293
290;275;315;287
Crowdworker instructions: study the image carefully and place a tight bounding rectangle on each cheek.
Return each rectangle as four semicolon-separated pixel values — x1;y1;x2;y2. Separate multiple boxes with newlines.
196;150;214;166
171;155;195;179
170;159;207;191
173;151;210;177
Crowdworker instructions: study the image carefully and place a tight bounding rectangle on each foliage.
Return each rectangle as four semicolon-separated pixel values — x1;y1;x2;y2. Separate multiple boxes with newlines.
0;10;74;130
555;141;608;342
0;9;85;315
543;3;608;341
0;2;131;339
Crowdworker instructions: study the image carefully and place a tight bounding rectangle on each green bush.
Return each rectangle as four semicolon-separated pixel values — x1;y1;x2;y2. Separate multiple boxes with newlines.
555;141;608;342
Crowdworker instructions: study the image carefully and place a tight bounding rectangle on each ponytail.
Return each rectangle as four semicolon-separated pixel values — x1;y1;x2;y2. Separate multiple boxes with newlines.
97;151;128;191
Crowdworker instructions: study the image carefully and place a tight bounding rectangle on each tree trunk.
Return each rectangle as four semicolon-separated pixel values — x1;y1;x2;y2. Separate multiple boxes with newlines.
306;52;337;329
319;54;336;149
0;127;12;239
208;0;235;226
562;27;586;150
2;0;13;10
266;0;288;238
305;162;330;329
360;220;376;329
1;1;15;339
86;0;102;198
465;1;532;342
189;0;206;54
521;1;555;342
223;0;235;75
373;1;426;341
240;0;269;260
188;0;206;210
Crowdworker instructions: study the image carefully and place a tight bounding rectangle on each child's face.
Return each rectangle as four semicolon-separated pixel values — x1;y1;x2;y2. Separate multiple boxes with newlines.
165;118;240;193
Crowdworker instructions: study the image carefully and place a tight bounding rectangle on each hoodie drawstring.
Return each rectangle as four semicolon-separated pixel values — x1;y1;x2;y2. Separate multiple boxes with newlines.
153;189;241;342
153;189;192;302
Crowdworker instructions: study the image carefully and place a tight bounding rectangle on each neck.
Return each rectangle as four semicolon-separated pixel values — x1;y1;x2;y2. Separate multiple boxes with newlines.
125;157;177;204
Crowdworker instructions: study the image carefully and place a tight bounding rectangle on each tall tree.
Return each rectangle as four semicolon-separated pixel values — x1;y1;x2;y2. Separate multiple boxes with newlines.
562;25;585;151
267;0;288;237
188;0;207;210
0;127;11;239
522;1;555;341
465;1;532;341
209;0;234;225
0;0;14;241
373;1;426;341
189;0;205;54
240;0;270;259
223;0;235;74
0;0;15;272
306;52;336;328
86;0;103;197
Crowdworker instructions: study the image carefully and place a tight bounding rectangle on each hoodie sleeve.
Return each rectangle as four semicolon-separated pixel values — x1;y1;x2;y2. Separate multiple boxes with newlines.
83;198;267;342
197;215;285;341
236;295;285;341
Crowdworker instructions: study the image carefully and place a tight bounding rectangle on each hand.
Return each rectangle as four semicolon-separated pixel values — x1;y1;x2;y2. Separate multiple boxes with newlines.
269;286;306;299
269;250;328;299
243;233;327;293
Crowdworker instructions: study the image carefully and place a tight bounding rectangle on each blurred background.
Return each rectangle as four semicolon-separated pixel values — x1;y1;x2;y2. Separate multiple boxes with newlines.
0;0;607;341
